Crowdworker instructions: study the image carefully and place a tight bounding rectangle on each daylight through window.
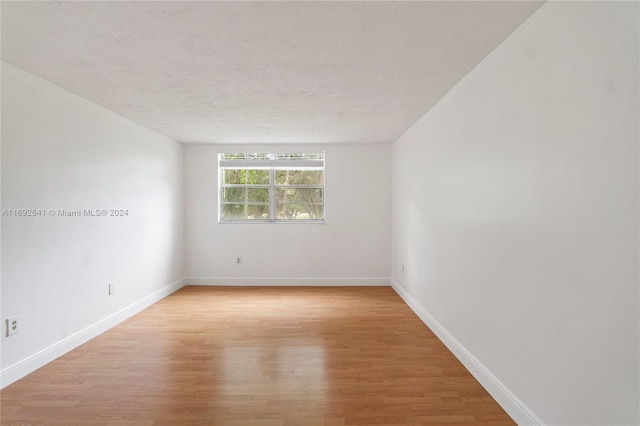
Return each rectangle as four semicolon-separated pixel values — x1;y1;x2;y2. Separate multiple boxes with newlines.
218;152;325;223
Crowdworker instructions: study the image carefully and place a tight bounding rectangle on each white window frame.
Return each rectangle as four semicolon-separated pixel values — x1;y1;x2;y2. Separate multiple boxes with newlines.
218;152;325;223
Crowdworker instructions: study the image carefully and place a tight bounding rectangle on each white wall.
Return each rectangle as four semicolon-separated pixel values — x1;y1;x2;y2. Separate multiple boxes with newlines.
1;63;185;386
391;2;638;425
185;144;391;285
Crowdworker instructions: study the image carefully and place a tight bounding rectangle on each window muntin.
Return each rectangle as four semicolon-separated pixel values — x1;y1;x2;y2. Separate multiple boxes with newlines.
219;153;324;223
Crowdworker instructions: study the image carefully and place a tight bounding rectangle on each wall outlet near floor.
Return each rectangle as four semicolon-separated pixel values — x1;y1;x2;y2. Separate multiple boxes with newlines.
236;257;242;265
108;283;115;295
6;317;19;336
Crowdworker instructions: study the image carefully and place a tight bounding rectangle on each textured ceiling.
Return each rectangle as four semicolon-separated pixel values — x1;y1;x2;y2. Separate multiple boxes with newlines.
1;1;542;144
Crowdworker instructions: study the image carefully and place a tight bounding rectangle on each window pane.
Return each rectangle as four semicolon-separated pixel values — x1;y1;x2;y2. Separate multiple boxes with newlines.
222;203;269;220
224;169;270;185
223;188;269;203
247;170;270;185
247;204;270;220
224;169;246;184
222;187;245;203
276;188;323;204
247;188;269;202
275;170;323;185
222;204;245;219
276;203;323;220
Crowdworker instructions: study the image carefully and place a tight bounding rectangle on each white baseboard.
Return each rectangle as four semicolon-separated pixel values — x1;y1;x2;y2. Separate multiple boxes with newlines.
390;279;543;426
184;276;390;286
0;278;185;389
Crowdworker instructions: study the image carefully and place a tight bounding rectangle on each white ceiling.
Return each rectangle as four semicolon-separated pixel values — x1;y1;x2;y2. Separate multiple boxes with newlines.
1;1;542;144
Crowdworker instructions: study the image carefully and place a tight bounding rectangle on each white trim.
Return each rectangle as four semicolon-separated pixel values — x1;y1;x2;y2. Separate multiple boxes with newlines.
219;159;324;168
184;276;390;286
390;278;544;426
0;278;185;389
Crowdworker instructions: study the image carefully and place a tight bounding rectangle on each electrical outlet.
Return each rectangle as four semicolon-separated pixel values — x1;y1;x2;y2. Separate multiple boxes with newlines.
108;283;115;295
6;317;19;336
402;264;405;274
236;257;242;265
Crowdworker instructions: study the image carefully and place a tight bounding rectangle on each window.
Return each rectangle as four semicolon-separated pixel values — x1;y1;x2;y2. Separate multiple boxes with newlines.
218;152;325;223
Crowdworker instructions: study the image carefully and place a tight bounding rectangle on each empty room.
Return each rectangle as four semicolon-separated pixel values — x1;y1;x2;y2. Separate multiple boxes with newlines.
1;1;638;425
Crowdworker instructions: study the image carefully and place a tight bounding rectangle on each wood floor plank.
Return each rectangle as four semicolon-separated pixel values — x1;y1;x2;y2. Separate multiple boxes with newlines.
0;286;514;425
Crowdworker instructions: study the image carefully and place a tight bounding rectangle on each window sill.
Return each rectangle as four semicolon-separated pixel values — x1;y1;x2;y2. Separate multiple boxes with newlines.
218;220;325;224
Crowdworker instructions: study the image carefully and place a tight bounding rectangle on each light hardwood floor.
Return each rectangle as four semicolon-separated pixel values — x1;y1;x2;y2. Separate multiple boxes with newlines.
1;286;515;425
